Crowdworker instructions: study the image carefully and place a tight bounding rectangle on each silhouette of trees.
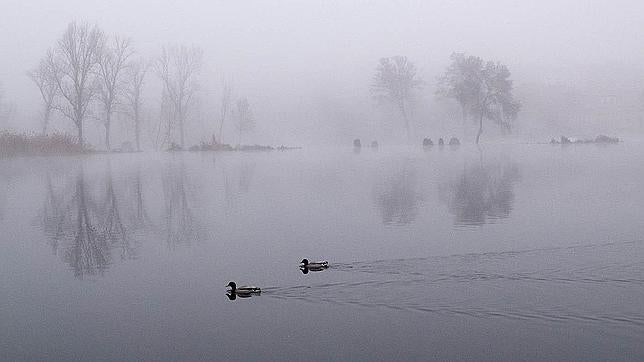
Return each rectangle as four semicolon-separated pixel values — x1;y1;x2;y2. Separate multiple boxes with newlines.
436;53;482;126
28;57;58;135
124;58;147;151
155;45;202;149
97;35;134;150
48;22;105;150
371;56;423;140
217;81;233;144
233;97;255;146
437;53;521;144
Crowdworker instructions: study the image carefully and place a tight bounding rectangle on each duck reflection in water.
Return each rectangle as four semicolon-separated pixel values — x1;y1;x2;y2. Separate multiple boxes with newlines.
227;292;255;300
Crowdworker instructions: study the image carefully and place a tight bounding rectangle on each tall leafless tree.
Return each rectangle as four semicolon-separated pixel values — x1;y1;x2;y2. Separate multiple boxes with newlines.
124;58;147;151
233;97;255;146
371;56;423;140
28;55;58;135
155;45;202;149
97;35;133;150
217;81;232;144
48;22;104;150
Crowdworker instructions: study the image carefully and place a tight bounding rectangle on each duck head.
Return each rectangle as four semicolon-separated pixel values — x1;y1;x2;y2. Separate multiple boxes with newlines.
226;281;237;291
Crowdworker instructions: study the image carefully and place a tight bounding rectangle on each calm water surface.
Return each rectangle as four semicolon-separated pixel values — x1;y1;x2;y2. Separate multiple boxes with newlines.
1;144;643;361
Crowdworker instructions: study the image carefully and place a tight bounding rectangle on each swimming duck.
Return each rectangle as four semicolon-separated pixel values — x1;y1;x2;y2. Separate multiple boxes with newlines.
226;281;261;295
299;259;329;270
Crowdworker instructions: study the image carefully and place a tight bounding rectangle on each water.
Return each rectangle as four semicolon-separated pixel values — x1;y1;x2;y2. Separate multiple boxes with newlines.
1;144;643;361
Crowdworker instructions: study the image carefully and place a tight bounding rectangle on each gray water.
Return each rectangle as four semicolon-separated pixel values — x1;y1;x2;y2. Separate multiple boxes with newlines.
1;144;643;361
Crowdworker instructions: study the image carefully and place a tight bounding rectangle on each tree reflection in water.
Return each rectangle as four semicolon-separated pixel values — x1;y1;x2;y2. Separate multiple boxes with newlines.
161;157;198;247
374;161;423;225
222;158;255;210
441;158;520;226
101;161;134;260
41;162;136;278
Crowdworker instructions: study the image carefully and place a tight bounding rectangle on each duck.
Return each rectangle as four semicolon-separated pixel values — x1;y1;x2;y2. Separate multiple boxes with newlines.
226;281;261;295
299;258;329;270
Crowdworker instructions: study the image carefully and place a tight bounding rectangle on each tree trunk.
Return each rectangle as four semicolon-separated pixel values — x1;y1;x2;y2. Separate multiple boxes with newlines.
461;105;468;139
218;117;225;144
135;115;141;152
42;106;51;136
476;110;484;144
400;100;410;142
179;117;185;149
105;123;111;151
78;122;84;151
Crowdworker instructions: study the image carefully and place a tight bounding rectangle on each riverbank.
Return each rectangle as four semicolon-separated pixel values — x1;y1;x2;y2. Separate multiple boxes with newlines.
0;132;84;157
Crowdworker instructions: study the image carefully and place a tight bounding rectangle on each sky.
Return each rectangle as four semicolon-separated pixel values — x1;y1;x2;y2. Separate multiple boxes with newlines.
1;0;643;143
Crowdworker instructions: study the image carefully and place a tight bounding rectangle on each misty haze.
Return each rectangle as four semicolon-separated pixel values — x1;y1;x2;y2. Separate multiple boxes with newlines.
1;1;643;361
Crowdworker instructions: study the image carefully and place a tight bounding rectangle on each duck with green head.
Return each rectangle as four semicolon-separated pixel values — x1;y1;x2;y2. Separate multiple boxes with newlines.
299;259;329;271
226;281;261;296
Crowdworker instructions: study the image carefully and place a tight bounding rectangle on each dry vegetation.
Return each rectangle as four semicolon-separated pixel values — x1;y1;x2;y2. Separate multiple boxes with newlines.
0;132;84;157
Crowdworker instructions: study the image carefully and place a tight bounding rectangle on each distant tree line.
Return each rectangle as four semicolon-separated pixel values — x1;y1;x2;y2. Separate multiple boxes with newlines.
372;53;520;144
25;21;255;152
19;21;521;149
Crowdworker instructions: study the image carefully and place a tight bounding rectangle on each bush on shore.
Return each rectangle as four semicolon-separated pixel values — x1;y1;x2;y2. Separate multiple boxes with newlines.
0;132;85;157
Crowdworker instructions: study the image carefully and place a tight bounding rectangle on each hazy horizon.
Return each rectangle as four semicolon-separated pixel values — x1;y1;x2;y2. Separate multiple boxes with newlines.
2;0;644;146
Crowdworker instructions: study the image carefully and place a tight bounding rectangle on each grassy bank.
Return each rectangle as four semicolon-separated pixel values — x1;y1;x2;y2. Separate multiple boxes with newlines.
0;132;84;157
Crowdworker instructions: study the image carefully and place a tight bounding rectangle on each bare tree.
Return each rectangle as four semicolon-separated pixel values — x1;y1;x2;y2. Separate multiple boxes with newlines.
28;56;58;135
217;80;233;144
124;58;147;151
97;35;133;150
155;45;202;149
48;22;104;150
473;61;521;144
155;88;174;150
233;97;255;146
371;56;423;140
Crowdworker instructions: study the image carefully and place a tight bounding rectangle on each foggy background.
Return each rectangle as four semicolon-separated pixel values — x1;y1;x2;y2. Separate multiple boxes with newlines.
1;0;643;146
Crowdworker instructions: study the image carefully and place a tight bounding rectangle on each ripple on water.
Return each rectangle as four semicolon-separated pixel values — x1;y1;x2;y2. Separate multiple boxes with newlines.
264;240;644;330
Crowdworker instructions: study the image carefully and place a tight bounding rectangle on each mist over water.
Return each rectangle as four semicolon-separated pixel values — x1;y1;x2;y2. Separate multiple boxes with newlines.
2;1;644;361
1;144;643;360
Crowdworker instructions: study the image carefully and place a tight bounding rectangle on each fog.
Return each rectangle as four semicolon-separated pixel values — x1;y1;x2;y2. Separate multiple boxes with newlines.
2;0;644;147
2;2;644;361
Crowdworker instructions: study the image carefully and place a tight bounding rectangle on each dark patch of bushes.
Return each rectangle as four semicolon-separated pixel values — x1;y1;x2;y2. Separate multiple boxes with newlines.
0;132;85;157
